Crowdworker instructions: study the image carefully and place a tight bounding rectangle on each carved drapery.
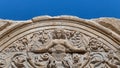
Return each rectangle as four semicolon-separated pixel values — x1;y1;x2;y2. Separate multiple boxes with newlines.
0;16;120;68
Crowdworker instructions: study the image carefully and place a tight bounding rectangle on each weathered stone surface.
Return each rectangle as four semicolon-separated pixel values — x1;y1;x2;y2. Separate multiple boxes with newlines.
92;17;120;35
0;15;120;68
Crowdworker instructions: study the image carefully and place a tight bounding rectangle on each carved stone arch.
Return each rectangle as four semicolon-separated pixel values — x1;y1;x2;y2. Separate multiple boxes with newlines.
0;16;120;68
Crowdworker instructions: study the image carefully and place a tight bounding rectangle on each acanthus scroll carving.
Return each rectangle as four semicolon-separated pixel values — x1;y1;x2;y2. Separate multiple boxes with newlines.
1;28;120;68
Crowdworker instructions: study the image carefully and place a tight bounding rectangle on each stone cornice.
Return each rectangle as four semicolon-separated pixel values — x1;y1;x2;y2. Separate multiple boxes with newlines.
0;15;119;44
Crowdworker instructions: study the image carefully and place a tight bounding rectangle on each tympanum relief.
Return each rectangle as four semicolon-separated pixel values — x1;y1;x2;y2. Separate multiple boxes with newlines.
0;28;120;68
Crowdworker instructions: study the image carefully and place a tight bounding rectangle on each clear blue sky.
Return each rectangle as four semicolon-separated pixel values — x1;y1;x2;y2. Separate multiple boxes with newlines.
0;0;120;20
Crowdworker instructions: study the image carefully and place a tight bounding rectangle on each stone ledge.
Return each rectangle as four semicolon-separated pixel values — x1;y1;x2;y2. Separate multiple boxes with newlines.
0;15;120;41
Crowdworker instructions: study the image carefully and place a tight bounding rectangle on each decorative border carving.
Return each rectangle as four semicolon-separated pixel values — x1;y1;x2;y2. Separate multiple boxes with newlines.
0;16;119;68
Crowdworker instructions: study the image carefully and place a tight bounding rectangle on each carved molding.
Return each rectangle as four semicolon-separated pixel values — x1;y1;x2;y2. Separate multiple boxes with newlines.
0;15;120;68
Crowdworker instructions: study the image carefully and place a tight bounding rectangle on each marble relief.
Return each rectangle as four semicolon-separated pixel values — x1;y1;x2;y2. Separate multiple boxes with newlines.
0;16;120;68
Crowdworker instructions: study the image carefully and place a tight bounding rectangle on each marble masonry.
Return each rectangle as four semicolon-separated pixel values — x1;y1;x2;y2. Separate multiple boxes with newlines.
0;15;120;68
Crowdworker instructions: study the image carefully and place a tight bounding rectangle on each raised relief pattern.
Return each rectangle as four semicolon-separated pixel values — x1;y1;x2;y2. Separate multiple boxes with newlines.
1;28;120;68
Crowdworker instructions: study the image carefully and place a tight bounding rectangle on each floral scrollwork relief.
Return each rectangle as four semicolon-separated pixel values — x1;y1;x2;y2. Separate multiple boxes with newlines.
1;28;120;68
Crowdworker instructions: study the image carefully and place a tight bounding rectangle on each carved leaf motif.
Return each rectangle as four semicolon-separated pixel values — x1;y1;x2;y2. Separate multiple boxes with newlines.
1;29;120;68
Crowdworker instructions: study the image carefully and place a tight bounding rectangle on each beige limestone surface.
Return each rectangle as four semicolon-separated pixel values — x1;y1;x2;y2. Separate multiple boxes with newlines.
0;15;119;68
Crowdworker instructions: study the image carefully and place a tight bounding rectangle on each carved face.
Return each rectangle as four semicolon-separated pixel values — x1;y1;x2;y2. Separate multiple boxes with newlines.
0;59;6;68
91;43;98;49
51;45;66;61
89;39;99;50
42;34;49;43
56;31;62;39
53;29;66;39
73;55;79;62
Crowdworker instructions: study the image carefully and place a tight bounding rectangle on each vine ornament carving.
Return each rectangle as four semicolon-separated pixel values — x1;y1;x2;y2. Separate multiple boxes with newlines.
0;15;120;68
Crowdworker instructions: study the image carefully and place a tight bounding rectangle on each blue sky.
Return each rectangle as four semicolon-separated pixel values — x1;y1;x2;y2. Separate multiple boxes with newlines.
0;0;120;20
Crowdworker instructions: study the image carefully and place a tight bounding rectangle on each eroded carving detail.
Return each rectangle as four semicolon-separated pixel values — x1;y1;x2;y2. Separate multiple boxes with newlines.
1;28;120;68
0;56;6;68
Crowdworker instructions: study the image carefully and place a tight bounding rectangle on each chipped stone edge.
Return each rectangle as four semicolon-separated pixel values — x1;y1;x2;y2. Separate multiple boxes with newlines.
0;15;120;43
